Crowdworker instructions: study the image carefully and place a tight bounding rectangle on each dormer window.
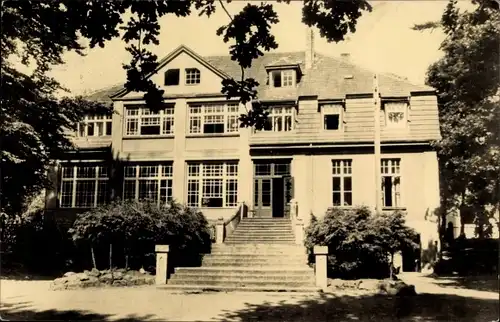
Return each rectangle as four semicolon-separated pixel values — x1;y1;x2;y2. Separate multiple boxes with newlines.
321;104;344;131
185;68;201;85
384;101;408;128
164;69;180;86
270;70;295;88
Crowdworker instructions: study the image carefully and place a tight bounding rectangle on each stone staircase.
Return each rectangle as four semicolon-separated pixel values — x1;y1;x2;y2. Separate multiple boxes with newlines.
161;217;318;292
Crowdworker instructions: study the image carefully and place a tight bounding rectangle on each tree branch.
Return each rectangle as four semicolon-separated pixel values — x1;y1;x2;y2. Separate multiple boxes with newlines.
218;0;233;22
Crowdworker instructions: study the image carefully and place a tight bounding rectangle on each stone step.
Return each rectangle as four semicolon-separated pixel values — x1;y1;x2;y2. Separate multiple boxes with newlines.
211;244;305;252
168;276;315;286
228;235;295;239
202;260;307;267
224;241;296;245
231;231;294;234
159;284;320;293
225;237;296;241
174;267;313;275
232;229;294;233
204;253;307;260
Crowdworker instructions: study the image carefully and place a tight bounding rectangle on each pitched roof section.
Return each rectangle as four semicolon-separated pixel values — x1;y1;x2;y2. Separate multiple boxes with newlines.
87;48;435;102
111;45;231;99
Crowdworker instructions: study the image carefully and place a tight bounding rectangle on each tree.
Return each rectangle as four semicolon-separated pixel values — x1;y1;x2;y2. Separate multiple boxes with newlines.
423;0;500;238
372;211;419;279
1;0;372;214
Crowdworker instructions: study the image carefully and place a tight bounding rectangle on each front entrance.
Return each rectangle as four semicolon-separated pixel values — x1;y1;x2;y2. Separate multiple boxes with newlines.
253;161;292;218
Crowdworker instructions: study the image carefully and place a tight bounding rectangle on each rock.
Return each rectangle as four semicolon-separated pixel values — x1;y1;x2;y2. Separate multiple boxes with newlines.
63;271;76;277
88;268;101;277
139;268;146;274
99;273;114;284
113;271;124;280
377;280;416;296
76;272;89;281
81;276;100;288
112;279;127;286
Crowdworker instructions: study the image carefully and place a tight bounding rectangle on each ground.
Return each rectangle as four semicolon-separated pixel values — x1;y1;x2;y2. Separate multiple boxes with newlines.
0;273;498;321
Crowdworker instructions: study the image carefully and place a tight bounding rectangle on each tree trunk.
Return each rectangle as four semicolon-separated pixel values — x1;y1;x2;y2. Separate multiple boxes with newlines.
124;246;129;270
90;245;97;269
389;253;394;279
109;243;113;270
459;190;466;237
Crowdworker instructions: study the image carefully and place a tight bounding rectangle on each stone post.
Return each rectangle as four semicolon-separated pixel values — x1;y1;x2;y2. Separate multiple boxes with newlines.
295;218;304;245
215;217;225;244
155;245;170;285
314;245;328;289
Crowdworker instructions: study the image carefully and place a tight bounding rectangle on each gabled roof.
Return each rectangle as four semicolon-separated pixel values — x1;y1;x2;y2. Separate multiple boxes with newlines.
110;45;231;99
86;46;435;103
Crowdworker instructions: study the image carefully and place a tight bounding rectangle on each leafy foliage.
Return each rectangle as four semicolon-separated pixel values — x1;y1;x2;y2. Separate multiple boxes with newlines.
69;200;211;271
305;207;418;279
424;0;500;237
1;0;371;214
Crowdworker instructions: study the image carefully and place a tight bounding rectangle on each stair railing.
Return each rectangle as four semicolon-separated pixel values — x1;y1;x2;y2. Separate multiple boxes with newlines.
215;202;247;243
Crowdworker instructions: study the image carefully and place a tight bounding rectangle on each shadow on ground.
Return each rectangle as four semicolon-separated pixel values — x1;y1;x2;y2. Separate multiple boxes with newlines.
210;292;499;322
0;302;160;321
430;275;499;293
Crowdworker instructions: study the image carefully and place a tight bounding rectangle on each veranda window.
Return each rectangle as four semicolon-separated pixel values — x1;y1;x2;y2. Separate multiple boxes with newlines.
187;162;238;208
125;105;174;136
60;164;109;208
188;103;239;134
77;115;112;137
123;164;173;204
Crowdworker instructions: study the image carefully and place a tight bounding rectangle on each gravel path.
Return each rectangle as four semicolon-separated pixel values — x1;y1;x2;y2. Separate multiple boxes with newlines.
1;275;498;321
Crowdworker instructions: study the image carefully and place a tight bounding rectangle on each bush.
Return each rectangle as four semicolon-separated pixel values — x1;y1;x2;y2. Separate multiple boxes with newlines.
0;210;68;276
304;207;418;279
69;200;211;273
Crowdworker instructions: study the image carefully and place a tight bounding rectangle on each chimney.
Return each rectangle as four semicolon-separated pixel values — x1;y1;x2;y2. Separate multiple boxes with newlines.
340;53;350;62
305;27;315;70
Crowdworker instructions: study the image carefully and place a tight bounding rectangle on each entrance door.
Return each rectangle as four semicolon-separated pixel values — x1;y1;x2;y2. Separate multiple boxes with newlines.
272;177;284;218
254;178;272;217
253;161;292;218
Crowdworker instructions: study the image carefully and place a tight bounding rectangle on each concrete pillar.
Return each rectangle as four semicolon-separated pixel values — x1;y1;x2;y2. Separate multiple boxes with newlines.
314;245;328;289
172;99;187;203
295;219;304;245
215;217;225;244
155;245;170;285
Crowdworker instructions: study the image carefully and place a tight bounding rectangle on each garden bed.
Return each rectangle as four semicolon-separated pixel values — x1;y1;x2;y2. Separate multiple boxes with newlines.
327;278;417;296
50;268;154;290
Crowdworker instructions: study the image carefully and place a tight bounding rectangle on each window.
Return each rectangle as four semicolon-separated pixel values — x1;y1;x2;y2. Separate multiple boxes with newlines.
385;102;408;128
187;162;238;208
188;103;239;134
381;159;401;207
60;164;109;208
332;160;352;206
77;115;112;137
123;164;173;204
185;68;201;85
164;69;180;86
263;106;295;132
125;105;174;136
322;104;343;131
270;69;295;88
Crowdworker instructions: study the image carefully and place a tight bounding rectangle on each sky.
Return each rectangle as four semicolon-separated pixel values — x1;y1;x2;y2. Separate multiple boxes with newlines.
46;1;473;96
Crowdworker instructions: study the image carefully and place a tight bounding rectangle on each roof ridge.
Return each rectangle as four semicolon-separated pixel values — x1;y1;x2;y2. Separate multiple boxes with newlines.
314;52;433;90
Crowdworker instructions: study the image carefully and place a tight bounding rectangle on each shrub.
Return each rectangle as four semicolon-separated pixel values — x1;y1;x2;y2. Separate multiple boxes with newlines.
69;200;211;273
0;210;67;276
305;207;418;279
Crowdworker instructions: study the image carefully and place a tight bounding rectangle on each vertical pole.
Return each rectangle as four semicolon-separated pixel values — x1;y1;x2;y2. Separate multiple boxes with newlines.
373;74;382;212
